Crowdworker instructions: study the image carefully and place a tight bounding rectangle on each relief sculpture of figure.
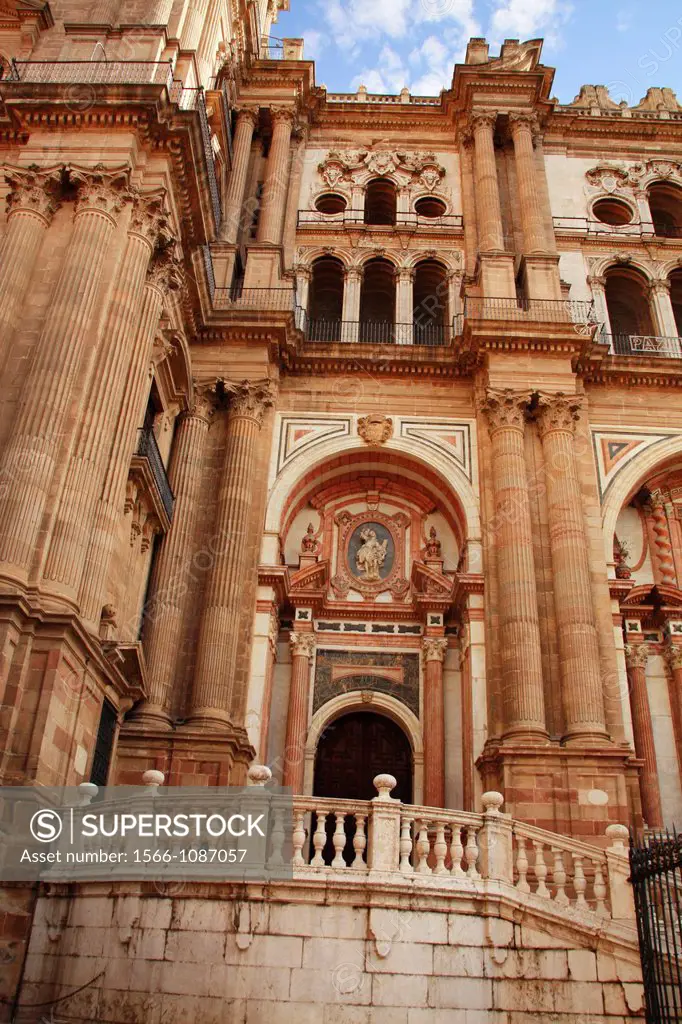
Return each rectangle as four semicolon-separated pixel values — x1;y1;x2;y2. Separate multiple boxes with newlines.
355;528;388;581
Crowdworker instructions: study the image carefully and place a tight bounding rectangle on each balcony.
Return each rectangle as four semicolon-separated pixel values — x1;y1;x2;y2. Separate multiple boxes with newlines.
7;58;174;86
297;210;463;231
606;333;682;358
303;318;453;347
212;286;296;312
553;216;647;238
462;296;597;325
134;427;174;524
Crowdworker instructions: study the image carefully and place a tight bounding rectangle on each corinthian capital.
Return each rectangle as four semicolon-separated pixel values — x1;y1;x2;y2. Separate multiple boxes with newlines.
509;112;540;137
422;637;448;664
289;632;315;658
225;378;278;425
468;110;497;134
4;164;63;224
146;247;183;296
128;188;174;250
190;382;218;422
271;106;295;126
664;644;682;672
69;162;131;221
236;107;259;129
535;392;584;438
478;388;531;434
624;643;649;670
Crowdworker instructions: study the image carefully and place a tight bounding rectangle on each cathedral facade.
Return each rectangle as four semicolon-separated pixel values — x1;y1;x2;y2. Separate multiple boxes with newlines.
0;0;680;1019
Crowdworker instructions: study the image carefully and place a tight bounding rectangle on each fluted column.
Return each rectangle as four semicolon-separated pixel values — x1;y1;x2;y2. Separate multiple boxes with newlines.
587;274;611;341
479;389;547;739
396;267;414;345
422;637;448;808
536;393;608;743
0;166;61;371
470;112;504;252
644;489;677;586
624;644;663;828
0;164;129;578
664;644;682;779
190;379;277;726
180;0;210;50
43;191;167;599
282;631;315;792
342;266;362;343
135;385;216;726
509;113;546;254
221;108;258;243
257;108;294;245
650;279;680;341
78;250;181;626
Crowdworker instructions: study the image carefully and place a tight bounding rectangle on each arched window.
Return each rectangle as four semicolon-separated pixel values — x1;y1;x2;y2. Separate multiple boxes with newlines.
670;269;682;337
359;258;396;341
413;259;449;345
309;256;345;341
648;181;682;238
364;178;397;225
605;266;655;352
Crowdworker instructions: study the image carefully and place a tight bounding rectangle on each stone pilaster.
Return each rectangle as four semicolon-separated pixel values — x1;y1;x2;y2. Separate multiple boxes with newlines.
0;166;62;364
649;279;680;339
469;112;504;252
221;108;259;244
0;164;130;579
342;266;362;343
189;379;277;727
42;191;168;599
664;644;682;778
536;393;608;743
282;631;315;792
422;637;448;808
509;114;546;254
396;267;414;345
257;108;294;245
479;389;547;740
258;612;279;760
134;384;217;726
624;644;662;828
78;249;182;627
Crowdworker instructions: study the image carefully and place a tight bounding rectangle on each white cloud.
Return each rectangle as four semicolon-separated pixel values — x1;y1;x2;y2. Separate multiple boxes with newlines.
351;33;463;97
616;8;632;32
319;0;480;58
489;0;574;47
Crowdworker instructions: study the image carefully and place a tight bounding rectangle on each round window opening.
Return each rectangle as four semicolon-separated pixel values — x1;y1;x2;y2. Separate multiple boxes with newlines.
415;196;447;218
592;197;633;226
315;193;347;215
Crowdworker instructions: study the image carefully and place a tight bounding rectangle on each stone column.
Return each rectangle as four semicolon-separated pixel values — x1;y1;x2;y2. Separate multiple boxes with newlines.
136;385;216;726
294;264;311;317
624;644;663;828
257;108;294;245
180;0;210;49
341;266;362;343
190;379;277;727
509;114;546;254
221;108;258;244
479;389;547;740
282;631;315;791
645;489;677;586
42;191;166;599
587;274;611;342
422;637;448;808
536;393;608;743
634;189;655;235
258;613;279;760
396;267;414;345
0;166;61;370
0;165;129;578
78;250;181;626
470;112;504;252
664;644;682;778
650;279;680;341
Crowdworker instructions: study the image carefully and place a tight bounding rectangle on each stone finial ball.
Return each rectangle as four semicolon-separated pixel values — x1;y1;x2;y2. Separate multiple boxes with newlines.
605;823;630;848
373;774;397;800
248;764;273;786
142;769;165;787
482;791;505;814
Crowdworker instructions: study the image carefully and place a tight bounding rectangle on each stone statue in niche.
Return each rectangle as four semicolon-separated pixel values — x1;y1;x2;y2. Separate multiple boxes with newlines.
301;522;318;554
355;528;389;582
425;526;442;559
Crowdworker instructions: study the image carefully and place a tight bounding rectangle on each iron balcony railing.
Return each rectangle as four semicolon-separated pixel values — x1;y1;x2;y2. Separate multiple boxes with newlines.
606;333;682;358
553;216;647;237
7;58;174;86
297;210;463;230
463;296;597;324
213;287;296;311
304;319;452;346
136;427;174;522
171;85;221;230
653;223;682;239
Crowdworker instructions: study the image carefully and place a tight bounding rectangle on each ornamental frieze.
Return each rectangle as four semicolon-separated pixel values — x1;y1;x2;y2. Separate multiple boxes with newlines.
318;149;446;191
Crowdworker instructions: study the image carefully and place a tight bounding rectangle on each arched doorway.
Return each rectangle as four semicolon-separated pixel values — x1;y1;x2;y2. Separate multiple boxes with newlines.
648;181;682;238
604;266;655;352
308;255;344;341
365;178;397;225
314;709;413;802
359;257;396;342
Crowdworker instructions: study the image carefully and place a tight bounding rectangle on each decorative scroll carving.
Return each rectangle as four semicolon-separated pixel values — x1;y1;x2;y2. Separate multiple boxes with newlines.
318;149;446;191
69;162;131;220
358;414;393;447
332;509;409;601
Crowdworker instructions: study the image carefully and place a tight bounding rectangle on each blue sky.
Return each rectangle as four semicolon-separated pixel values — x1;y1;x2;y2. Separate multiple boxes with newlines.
272;0;682;104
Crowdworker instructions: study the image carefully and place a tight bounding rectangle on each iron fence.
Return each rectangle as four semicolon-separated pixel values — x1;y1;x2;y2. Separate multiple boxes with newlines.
176;86;221;230
136;427;174;522
463;296;597;324
297;210;463;230
213;287;295;311
630;830;682;1023
304;319;451;346
7;58;173;86
607;333;682;358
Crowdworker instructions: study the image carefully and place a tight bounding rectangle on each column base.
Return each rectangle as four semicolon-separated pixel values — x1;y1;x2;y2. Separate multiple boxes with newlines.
562;727;612;746
124;704;173;731
501;726;550;744
185;707;235;731
242;244;285;288
477;739;642;838
518;253;562;301
115;718;255;787
478;251;516;298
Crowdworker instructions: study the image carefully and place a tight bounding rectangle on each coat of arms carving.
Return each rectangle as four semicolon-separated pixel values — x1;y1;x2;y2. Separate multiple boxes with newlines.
358;414;393;446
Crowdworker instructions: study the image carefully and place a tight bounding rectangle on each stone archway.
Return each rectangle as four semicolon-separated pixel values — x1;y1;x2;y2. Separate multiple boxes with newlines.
313;708;413;803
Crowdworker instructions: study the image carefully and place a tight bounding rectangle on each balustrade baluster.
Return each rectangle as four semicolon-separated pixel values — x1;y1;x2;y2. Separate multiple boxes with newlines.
433;822;448;875
331;813;346;869
533;841;549;897
593;861;609;917
416;820;432;874
268;807;285;867
450;825;465;877
311;810;327;866
465;827;480;879
572;853;588;909
399;816;414;874
516;836;530;893
292;810;306;866
352;813;367;869
552;847;569;906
